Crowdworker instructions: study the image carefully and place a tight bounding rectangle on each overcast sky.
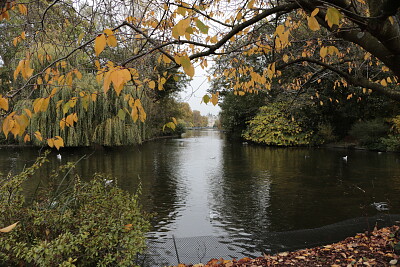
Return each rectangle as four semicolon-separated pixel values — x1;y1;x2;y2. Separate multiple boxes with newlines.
179;66;221;116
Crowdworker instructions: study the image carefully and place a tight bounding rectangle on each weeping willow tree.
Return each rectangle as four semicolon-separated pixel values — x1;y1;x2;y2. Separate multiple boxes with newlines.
12;75;147;147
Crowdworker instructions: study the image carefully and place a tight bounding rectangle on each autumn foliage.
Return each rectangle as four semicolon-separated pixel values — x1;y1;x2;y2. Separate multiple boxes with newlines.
1;0;400;148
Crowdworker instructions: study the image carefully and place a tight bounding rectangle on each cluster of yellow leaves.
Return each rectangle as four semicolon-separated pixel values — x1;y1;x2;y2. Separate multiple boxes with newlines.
0;2;27;20
47;136;64;150
96;62;136;95
103;67;131;95
14;58;34;80
148;73;168;91
13;31;26;46
175;54;195;77
2;112;29;139
320;46;340;59
60;113;78;130
94;29;118;56
274;25;290;50
33;97;50;113
307;7;341;31
202;92;219;106
172;17;209;40
163;117;177;131
128;96;146;123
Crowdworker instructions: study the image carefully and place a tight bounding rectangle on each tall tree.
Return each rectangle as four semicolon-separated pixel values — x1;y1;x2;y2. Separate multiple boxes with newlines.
1;0;400;148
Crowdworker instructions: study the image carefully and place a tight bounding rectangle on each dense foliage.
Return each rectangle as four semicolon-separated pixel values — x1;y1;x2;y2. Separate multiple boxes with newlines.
1;0;400;150
0;152;150;266
243;103;312;146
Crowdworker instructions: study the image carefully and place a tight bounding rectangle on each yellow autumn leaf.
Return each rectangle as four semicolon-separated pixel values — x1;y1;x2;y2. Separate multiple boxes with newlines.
307;16;320;31
172;18;191;39
282;54;289;63
94;34;107;56
24;133;30;142
15;115;29;135
74;69;82;80
325;7;341;28
13;37;19;46
2;114;14;138
328;46;339;56
211;93;219;106
103;70;112;93
23;109;32;118
320;46;328;58
47;138;54;148
33;98;44;113
53;136;64;150
107;35;118;47
18;4;27;15
131;107;138;122
66;114;75;127
32;131;42;142
183;64;195;77
311;8;319;17
41;98;50;112
139;106;146;122
0;222;19;233
91;92;97;102
21;59;34;79
60;118;66;130
110;68;131;94
0;97;9;111
149;81;156;89
172;117;177;125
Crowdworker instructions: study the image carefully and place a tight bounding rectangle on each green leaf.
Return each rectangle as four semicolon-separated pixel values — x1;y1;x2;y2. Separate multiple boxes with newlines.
117;109;126;120
196;19;209;34
202;95;210;104
180;56;191;69
63;102;71;114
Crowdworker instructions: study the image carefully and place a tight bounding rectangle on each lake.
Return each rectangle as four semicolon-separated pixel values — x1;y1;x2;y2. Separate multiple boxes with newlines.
4;129;400;265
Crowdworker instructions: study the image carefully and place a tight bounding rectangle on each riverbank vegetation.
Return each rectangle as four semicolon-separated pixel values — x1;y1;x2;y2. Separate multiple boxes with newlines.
1;0;400;150
0;152;150;266
209;4;400;150
2;0;400;264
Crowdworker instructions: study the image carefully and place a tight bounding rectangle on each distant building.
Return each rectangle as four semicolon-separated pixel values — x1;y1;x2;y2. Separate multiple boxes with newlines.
207;113;218;127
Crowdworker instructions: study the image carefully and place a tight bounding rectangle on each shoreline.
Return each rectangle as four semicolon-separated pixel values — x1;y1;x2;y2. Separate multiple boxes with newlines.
173;225;400;266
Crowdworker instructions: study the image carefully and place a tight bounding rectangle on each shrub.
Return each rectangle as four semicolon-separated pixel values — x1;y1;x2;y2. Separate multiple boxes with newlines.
242;103;313;146
175;122;186;135
0;151;150;266
349;119;389;149
381;115;400;151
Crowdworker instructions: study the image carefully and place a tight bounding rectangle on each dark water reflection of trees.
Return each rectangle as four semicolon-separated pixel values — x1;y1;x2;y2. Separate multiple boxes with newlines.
2;130;400;251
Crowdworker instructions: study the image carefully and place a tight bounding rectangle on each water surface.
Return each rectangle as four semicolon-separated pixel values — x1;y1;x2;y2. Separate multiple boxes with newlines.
3;129;400;261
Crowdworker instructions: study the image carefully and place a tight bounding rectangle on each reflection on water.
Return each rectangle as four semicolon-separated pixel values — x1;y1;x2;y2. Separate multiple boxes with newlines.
3;129;400;257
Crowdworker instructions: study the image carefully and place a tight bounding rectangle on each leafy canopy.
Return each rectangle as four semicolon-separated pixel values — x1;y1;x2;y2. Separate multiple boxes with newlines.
1;0;400;148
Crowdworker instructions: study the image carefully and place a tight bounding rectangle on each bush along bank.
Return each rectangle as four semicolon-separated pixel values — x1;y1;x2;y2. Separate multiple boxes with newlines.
0;151;150;266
